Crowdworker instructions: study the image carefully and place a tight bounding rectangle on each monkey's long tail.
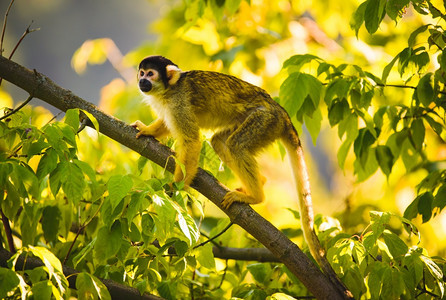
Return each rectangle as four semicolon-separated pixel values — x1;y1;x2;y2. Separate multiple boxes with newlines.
282;129;352;298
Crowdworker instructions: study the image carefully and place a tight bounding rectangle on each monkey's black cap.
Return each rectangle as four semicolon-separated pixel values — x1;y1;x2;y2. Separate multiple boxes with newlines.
138;55;178;70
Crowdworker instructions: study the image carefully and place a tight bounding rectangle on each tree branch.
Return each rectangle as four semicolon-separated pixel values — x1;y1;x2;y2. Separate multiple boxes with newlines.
212;246;279;262
0;248;163;300
0;56;352;300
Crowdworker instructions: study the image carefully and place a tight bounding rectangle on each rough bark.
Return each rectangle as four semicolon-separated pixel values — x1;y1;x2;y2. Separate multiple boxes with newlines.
0;55;352;300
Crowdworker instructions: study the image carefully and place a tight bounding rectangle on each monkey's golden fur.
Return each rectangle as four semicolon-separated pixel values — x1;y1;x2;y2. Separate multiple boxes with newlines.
132;56;332;279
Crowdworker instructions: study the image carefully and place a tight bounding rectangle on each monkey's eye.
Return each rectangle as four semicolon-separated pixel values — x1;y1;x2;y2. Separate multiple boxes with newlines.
148;71;154;77
139;70;144;77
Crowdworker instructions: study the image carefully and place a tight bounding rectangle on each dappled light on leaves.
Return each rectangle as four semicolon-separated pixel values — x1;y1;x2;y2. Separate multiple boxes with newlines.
1;0;446;298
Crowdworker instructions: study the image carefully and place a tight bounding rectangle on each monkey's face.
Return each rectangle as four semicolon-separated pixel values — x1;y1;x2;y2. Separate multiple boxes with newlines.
138;68;161;94
138;56;182;94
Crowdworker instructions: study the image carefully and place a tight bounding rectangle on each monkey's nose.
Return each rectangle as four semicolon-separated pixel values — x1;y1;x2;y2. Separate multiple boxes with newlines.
139;79;152;92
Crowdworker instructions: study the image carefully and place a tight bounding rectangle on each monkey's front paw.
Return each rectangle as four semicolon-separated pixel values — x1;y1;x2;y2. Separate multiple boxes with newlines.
130;120;150;138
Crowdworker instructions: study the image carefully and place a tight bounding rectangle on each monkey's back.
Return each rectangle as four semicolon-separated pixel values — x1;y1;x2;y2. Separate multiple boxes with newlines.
178;70;288;130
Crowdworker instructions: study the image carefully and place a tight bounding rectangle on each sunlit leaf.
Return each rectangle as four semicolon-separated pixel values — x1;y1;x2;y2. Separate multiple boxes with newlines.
0;268;20;298
42;206;62;243
416;72;434;106
375;145;394;177
76;272;111;300
408;24;430;47
107;174;133;210
350;1;367;36
382;231;409;258
94;221;123;263
364;0;386;34
64;109;80;132
225;0;242;14
195;243;215;269
304;108;322;145
386;0;410;21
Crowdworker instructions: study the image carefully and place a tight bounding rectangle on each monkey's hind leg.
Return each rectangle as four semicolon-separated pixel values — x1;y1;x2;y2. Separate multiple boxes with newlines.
211;109;277;209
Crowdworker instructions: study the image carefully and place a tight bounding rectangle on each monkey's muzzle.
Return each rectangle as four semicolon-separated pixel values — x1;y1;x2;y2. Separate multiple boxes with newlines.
139;79;152;92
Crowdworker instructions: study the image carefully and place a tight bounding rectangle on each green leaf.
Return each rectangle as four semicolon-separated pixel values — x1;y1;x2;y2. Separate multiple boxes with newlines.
2;180;21;220
158;281;177;300
416;72;434;106
337;139;353;170
303;107;322;145
36;148;58;180
367;262;386;299
107;174;133;210
177;211;200;245
386;0;410;21
62;162;86;205
404;196;419;220
41;206;62;243
126;191;147;222
210;0;224;21
26;246;67;294
0;268;20;298
375;145;394;177
417;192;434;223
434;185;446;210
364;0;386;34
410;118;425;151
382;231;409;258
80;110;100;134
381;267;406;299
420;255;444;281
279;73;308;117
31;281;52;300
408;24;430;47
94;221;123;263
338;112;359;141
328;98;349;127
64;109;80;131
73;238;96;268
370;211;391;241
225;0;242;14
350;1;367;36
382;54;399;84
354;128;376;168
424;114;443;137
283;54;321;70
174;240;189;257
195;243;215;269
184;0;205;24
76;272;111;300
247;263;271;284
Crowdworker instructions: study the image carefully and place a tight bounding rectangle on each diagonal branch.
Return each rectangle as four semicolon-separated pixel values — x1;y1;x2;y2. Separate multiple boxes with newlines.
0;56;352;300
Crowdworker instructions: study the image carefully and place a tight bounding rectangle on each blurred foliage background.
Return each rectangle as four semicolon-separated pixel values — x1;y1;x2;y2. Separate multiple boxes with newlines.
1;1;446;298
2;0;446;256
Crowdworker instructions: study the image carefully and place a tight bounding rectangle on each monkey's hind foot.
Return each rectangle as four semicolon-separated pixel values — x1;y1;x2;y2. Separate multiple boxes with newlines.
221;190;262;209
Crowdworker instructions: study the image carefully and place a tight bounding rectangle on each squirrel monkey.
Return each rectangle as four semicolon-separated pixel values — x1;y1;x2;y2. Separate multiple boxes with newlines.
131;55;328;274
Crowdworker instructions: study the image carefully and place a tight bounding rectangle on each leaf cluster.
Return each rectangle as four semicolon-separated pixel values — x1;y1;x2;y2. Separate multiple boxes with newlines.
279;0;446;224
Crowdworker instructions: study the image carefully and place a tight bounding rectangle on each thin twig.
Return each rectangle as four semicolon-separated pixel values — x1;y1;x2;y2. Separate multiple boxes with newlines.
0;0;15;56
63;199;104;264
8;21;40;60
0;209;16;253
0;94;33;121
0;21;39;86
194;222;233;249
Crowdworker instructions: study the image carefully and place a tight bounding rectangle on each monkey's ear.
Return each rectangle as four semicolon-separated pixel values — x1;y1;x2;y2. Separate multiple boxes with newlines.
166;65;181;85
